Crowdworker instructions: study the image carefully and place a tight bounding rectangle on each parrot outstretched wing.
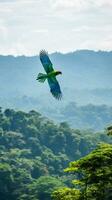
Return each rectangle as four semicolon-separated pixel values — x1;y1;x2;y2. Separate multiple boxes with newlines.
48;77;62;100
39;50;54;74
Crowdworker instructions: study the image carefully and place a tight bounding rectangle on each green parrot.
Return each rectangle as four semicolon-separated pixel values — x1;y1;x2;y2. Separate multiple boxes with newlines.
37;50;62;100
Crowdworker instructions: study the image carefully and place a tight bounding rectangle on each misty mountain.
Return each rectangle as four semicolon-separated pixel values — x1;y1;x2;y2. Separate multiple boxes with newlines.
0;50;112;96
0;50;112;130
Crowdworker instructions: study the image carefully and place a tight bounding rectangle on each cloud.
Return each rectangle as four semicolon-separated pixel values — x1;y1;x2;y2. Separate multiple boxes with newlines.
0;0;35;3
32;29;49;33
50;0;112;10
0;0;111;55
96;0;112;7
49;0;90;11
72;24;112;33
0;0;15;3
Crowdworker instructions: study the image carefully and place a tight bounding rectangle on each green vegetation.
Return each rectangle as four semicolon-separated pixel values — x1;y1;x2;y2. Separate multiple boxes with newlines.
52;143;112;200
1;97;112;130
0;107;111;200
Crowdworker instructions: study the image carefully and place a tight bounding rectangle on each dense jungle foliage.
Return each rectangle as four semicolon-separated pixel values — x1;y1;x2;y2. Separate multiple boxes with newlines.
0;107;111;200
52;143;112;200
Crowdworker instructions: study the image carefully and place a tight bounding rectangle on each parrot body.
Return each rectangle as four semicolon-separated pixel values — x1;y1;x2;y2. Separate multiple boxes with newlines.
37;70;61;82
37;50;62;100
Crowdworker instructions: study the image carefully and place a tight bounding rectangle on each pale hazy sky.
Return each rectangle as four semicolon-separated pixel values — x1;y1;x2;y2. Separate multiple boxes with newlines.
0;0;112;55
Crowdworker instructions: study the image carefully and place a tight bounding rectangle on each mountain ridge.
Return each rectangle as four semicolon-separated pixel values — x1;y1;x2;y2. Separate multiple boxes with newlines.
0;50;112;130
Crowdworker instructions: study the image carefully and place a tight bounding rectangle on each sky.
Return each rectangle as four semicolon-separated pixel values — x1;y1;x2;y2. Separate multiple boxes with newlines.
0;0;112;55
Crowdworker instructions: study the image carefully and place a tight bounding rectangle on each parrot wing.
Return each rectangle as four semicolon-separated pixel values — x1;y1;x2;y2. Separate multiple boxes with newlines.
48;76;62;100
39;50;54;74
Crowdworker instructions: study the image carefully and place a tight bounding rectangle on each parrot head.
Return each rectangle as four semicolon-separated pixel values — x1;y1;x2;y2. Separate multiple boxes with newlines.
55;71;62;75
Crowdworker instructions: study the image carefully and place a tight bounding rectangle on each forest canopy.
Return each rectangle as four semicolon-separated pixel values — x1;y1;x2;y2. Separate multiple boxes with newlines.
0;107;112;200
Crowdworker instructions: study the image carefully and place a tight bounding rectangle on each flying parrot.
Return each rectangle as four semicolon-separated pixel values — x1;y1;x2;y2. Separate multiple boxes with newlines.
37;50;62;100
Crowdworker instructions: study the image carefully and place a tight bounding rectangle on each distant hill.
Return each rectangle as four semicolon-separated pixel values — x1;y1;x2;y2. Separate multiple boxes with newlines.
0;50;112;130
0;50;112;96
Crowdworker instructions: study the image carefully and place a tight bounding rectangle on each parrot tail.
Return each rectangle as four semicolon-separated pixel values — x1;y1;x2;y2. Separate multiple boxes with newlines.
37;73;47;83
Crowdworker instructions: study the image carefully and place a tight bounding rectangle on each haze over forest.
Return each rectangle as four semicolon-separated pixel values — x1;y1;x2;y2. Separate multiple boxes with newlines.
0;50;112;130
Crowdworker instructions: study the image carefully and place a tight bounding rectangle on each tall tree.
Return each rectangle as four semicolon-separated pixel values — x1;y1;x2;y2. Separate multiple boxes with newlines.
52;143;112;200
